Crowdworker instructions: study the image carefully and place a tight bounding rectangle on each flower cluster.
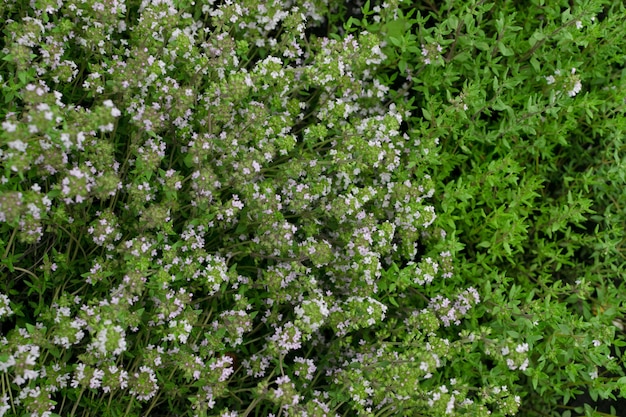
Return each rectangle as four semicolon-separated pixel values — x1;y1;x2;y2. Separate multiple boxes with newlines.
0;293;13;319
428;287;481;327
129;366;159;401
486;341;531;372
421;41;444;65
545;67;583;97
88;209;122;247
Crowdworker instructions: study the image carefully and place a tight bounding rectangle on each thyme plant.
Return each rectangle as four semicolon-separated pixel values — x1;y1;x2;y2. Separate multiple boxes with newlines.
1;1;625;416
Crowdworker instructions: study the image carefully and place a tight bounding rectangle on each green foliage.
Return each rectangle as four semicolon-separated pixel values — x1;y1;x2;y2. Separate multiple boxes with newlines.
363;0;626;415
1;1;626;417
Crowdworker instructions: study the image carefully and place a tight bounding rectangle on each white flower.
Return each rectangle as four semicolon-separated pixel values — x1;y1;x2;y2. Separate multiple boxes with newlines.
7;140;27;152
0;394;11;417
506;359;516;370
519;359;529;371
567;80;582;97
0;355;15;372
0;293;13;319
2;121;17;132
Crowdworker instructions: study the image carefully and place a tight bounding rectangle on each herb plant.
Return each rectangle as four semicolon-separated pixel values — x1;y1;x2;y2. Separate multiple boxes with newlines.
1;1;626;416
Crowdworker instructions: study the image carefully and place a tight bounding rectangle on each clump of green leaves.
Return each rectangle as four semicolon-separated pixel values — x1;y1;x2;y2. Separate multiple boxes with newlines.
350;0;626;415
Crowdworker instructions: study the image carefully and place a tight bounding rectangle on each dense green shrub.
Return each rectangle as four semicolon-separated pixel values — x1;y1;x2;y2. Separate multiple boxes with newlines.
0;0;625;416
350;0;626;415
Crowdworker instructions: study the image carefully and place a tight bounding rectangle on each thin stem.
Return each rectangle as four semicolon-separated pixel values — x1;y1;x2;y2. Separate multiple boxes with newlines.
12;266;38;281
1;373;16;415
106;392;114;412
518;14;587;63
144;390;163;417
241;397;263;417
122;395;135;417
69;387;85;417
55;224;89;261
2;226;17;260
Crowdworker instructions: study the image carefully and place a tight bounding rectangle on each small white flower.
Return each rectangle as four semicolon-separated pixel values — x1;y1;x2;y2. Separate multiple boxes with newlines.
516;343;529;353
7;140;27;152
0;293;13;319
1;121;16;132
567;80;582;97
519;359;529;371
506;358;516;370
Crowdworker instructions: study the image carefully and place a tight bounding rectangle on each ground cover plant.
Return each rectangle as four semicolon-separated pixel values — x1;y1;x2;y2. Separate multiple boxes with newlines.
1;0;626;416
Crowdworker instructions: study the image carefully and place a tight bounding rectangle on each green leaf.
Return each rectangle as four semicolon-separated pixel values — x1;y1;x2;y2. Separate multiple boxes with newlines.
362;0;370;16
446;15;459;30
48;346;62;359
183;153;194;168
452;52;471;62
398;59;407;74
235;221;248;234
18;71;28;84
529;30;545;47
345;16;361;30
497;42;514;56
384;17;403;36
389;36;402;47
618;377;626;397
2;255;15;272
388;297;399;307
